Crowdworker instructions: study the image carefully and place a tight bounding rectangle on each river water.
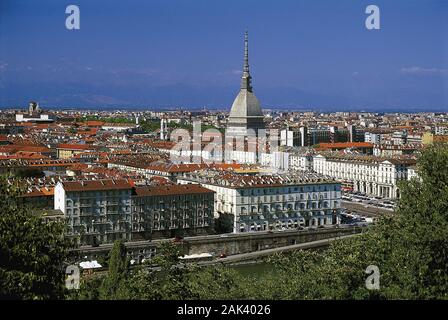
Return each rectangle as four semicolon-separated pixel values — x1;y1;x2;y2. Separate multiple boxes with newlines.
230;262;276;278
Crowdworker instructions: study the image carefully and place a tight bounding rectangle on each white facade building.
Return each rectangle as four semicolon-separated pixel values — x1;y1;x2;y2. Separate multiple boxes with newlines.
364;132;382;145
54;180;133;245
313;153;416;199
289;152;314;171
15;113;55;123
435;125;448;136
178;170;341;233
54;179;215;245
407;166;419;181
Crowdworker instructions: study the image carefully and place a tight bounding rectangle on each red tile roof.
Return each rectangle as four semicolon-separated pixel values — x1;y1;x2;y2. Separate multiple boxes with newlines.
0;152;49;160
21;187;55;197
61;179;133;192
134;184;214;197
434;135;448;143
85;121;105;127
0;144;53;154
57;143;96;150
317;142;374;149
146;162;208;173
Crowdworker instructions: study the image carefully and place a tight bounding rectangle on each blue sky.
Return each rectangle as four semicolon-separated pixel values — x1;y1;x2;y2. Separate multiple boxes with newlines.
0;0;447;111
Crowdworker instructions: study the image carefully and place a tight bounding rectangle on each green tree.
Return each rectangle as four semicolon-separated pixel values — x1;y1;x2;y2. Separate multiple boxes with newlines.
99;240;128;299
258;143;448;300
140;120;160;134
0;176;71;300
150;241;193;299
67;144;448;300
386;143;448;298
186;265;247;300
122;241;194;300
214;214;234;234
67;276;103;300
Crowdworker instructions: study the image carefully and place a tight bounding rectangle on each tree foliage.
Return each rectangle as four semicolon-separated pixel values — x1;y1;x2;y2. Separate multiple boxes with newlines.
0;176;71;300
99;240;129;299
214;214;234;234
73;144;448;300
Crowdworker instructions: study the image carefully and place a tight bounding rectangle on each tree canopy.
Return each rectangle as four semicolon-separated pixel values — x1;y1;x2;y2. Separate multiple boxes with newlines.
72;144;448;300
5;144;445;300
0;176;72;300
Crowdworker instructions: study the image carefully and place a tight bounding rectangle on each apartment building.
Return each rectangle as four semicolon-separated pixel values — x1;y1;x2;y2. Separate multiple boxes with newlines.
177;170;341;233
280;125;364;147
373;144;421;157
55;179;133;245
54;179;215;245
289;152;314;171
56;143;96;159
435;125;448;136
313;153;416;198
132;184;214;240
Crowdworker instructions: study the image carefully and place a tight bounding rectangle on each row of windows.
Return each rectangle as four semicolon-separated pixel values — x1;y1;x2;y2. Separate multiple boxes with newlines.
239;192;338;203
135;202;211;210
152;220;211;230
67;191;130;198
67;207;131;216
239;185;339;196
240;206;338;215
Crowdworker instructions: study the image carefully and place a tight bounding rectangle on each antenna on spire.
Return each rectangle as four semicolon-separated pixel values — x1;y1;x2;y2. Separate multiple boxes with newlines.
244;30;249;74
241;31;252;92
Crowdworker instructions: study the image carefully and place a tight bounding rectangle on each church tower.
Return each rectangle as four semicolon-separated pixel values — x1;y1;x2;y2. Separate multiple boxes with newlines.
227;32;265;137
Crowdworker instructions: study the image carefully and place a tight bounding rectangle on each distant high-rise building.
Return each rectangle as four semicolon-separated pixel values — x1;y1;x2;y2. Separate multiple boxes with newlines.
160;118;168;140
15;100;54;123
28;101;40;115
227;32;265;137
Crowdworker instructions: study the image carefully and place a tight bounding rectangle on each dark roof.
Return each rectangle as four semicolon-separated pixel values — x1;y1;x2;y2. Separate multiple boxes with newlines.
61;179;133;192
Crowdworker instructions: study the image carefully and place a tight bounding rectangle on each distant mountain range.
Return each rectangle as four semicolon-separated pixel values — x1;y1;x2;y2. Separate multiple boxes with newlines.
0;82;446;113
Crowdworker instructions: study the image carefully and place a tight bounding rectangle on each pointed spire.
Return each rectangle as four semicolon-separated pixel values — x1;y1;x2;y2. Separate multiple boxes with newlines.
244;31;249;74
240;31;252;92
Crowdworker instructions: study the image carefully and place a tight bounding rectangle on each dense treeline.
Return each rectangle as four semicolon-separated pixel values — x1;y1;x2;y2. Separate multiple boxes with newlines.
140;120;224;135
70;144;448;300
1;144;448;299
76;116;223;135
79;116;135;124
0;178;72;299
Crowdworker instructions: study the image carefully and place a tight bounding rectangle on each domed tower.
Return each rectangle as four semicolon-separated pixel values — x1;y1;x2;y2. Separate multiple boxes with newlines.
227;32;265;137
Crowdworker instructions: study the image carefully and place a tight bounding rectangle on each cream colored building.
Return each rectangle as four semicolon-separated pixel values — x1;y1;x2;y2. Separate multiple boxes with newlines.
177;170;341;233
313;153;416;199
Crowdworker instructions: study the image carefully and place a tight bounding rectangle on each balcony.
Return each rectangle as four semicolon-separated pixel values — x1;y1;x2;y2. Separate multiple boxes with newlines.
79;212;91;217
79;203;92;207
92;221;111;225
105;229;124;234
84;230;101;235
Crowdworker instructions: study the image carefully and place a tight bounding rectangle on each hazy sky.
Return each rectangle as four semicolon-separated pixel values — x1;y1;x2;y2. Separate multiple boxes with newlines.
1;0;447;111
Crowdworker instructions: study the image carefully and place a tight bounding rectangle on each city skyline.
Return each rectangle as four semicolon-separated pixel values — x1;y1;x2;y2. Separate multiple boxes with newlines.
0;0;447;111
1;0;448;305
